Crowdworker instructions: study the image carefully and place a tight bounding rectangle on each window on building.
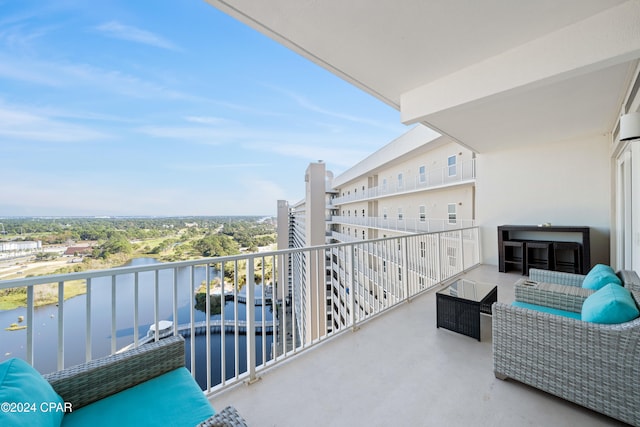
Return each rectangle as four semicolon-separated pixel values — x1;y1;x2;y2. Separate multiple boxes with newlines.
398;207;403;220
362;230;365;240
419;205;426;222
383;208;388;220
447;246;457;267
419;165;426;183
420;241;426;258
397;173;403;189
362;209;365;217
448;203;457;224
382;178;387;192
448;155;457;177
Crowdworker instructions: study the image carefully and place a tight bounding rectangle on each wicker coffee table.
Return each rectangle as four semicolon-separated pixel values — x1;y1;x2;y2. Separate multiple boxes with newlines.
436;279;497;341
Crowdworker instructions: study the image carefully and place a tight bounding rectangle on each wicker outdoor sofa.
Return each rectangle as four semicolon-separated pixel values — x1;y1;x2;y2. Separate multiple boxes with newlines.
0;335;248;426
493;268;640;426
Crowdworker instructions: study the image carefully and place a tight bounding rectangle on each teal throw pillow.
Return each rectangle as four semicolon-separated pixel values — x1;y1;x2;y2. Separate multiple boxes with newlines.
582;264;621;290
582;283;640;324
0;358;64;427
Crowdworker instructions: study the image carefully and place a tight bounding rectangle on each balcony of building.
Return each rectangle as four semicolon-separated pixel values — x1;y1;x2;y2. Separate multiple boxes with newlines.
330;158;475;206
0;227;633;426
330;215;475;235
211;264;627;427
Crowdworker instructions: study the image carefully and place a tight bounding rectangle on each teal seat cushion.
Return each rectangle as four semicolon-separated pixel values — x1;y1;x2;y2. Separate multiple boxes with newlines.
581;283;640;324
0;358;64;427
61;367;214;427
511;301;582;320
582;264;621;291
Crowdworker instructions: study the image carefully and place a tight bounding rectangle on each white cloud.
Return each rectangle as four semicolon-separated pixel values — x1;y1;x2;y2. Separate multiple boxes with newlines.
168;162;271;172
95;21;179;51
185;116;235;125
248;141;369;168
266;85;403;132
0;53;202;102
0;106;109;142
136;125;235;143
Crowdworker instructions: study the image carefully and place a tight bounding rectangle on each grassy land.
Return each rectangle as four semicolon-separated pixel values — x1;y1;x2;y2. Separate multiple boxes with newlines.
0;232;274;312
0;232;205;311
0;281;87;310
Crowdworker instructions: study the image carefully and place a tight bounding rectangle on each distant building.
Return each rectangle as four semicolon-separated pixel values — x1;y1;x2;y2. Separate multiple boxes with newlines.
63;246;94;256
0;240;42;258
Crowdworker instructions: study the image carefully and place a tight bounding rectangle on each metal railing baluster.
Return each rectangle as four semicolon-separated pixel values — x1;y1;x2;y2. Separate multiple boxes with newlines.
233;260;239;380
111;275;117;354
246;260;256;383
85;278;92;362
205;263;211;392
173;267;178;338
57;281;64;370
133;273;139;347
220;261;226;386
26;285;34;365
189;265;196;378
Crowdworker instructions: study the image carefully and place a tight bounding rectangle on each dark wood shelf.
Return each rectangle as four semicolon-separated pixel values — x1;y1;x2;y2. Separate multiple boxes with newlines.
498;225;590;274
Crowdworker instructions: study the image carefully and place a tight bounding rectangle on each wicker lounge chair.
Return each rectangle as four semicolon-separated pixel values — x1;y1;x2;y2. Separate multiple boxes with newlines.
528;267;640;291
43;335;248;426
493;270;640;426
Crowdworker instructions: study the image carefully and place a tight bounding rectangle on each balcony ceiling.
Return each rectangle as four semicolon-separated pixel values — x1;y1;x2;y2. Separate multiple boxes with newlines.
206;0;640;152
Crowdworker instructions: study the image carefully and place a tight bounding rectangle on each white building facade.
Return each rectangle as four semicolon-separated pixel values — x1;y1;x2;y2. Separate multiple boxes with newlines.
278;126;476;339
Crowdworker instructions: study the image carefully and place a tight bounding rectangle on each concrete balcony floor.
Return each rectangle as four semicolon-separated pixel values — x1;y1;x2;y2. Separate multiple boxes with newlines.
210;265;628;427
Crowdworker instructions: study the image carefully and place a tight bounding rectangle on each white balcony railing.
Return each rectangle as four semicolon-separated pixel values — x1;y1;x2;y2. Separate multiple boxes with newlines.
331;158;476;206
330;216;475;234
0;227;480;396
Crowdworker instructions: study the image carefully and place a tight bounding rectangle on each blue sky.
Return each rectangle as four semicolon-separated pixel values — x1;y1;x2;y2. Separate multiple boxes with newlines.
0;0;408;217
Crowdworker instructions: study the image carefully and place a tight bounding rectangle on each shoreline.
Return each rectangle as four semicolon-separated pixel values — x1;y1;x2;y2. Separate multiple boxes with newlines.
0;255;137;312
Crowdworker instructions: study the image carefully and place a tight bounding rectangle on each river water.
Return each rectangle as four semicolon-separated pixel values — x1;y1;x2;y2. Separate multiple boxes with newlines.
0;258;273;389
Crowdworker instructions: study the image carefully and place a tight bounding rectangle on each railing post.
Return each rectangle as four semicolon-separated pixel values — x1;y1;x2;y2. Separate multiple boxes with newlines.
403;238;410;301
436;232;442;284
349;245;357;331
26;285;34;365
85;278;92;362
246;259;259;384
57;281;64;370
111;275;117;354
459;229;465;272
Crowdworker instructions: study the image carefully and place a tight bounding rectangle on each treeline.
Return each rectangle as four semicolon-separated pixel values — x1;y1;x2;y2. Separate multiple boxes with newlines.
220;220;276;251
0;217;228;243
0;216;277;261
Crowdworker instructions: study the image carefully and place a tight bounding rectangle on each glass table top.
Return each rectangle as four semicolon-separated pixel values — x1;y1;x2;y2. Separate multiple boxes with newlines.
436;279;497;302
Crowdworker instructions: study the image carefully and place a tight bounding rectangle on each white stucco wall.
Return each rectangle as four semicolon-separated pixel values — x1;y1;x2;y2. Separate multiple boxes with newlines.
476;134;611;267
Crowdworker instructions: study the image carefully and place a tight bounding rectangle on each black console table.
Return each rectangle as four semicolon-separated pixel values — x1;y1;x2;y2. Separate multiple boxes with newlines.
498;225;590;275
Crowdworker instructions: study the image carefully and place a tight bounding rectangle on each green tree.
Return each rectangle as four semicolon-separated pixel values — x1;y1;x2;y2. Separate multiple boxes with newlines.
193;234;240;257
97;233;132;258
